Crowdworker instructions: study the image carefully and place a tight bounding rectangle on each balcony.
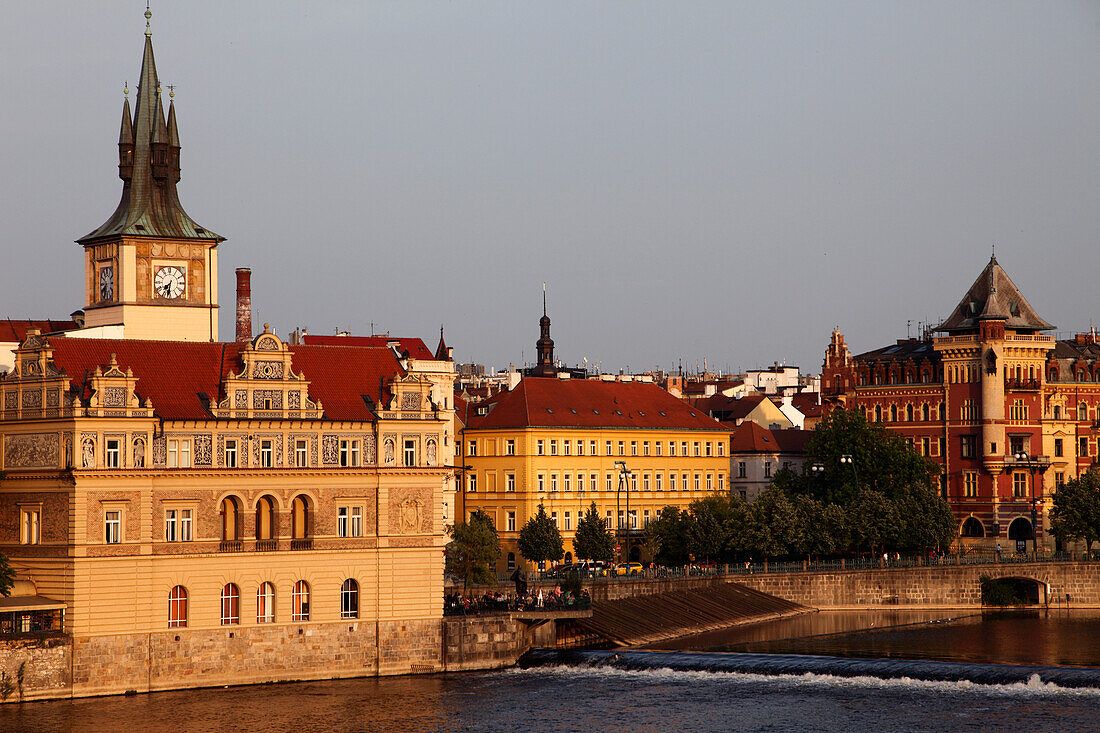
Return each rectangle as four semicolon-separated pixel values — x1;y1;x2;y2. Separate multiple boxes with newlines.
255;539;279;552
218;540;243;553
290;538;314;551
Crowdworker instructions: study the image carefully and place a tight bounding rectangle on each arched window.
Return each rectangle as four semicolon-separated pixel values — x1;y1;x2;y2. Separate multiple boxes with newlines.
256;496;277;541
960;517;984;538
874;405;882;422
221;496;241;541
292;580;310;621
1053;405;1062;420
291;495;309;539
1008;517;1033;541
906;404;914;422
937;402;944;421
507;552;516;571
257;581;275;623
889;405;898;422
220;583;240;625
1079;403;1089;421
921;404;930;422
341;579;359;619
168;585;188;628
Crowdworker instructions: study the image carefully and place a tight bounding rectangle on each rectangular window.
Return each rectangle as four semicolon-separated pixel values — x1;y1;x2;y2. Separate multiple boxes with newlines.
706;474;713;491
1081;437;1089;457
669;441;676;456
618;441;625;456
563;440;571;456
565;512;571;531
618;510;625;529
669;473;676;491
1056;472;1065;487
764;463;771;479
577;473;584;492
682;441;688;456
20;508;40;545
180;440;190;468
105;510;121;544
629;510;637;529
168;439;178;468
656;473;663;491
605;511;613;530
1055;438;1063;458
538;474;545;492
296;439;308;467
551;511;558;528
1009;436;1025;456
656;442;662;457
1013;472;1027;497
400;440;413;466
644;510;651;526
468;474;478;493
738;461;747;478
550;440;558;456
180;509;192;541
260;439;274;468
705;442;712;457
964;472;978;497
507;511;516;532
631;441;637;456
605;441;612;456
564;474;571;492
338;507;349;537
506;439;515;456
591;473;597;492
340;439;360;467
717;474;724;491
351;506;363;537
643;473;651;491
106;439;120;468
225;439;238;468
960;435;976;459
717;442;724;457
506;473;515;492
537;440;545;456
589;440;597;455
577;440;584;456
165;509;177;542
630;474;637;492
606;474;612;492
694;473;701;491
468;440;477;457
643;441;650;456
165;509;193;542
551;474;558;492
682;472;689;490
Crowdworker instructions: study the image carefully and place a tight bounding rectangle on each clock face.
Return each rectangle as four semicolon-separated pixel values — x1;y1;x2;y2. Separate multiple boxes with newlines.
99;266;114;301
154;266;186;300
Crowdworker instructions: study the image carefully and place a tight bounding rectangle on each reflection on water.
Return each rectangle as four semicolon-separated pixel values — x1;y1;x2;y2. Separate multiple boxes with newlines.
653;609;1100;668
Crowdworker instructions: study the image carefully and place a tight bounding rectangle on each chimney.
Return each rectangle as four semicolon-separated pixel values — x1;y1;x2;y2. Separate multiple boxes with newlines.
235;268;252;343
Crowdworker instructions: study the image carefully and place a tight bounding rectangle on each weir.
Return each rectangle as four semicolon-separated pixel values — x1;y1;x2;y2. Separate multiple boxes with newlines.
521;648;1100;689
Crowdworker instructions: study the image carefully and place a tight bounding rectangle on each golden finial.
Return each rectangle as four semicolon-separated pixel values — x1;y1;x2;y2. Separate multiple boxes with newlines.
167;84;175;101
145;2;152;37
123;80;129;99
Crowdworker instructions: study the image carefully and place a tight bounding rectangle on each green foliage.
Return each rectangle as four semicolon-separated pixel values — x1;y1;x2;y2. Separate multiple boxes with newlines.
0;550;14;598
445;509;501;587
980;575;1024;606
573;502;615;562
1050;470;1100;553
645;506;693;565
518;503;564;564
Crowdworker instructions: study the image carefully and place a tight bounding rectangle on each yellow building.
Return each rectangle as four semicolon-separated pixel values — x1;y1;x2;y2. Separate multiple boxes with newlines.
0;16;455;698
458;376;731;572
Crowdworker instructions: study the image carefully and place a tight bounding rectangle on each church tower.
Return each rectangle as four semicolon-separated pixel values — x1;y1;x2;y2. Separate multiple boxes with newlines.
76;9;223;341
533;284;556;377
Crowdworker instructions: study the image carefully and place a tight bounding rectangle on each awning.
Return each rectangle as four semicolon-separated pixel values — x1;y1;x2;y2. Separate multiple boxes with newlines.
0;595;66;613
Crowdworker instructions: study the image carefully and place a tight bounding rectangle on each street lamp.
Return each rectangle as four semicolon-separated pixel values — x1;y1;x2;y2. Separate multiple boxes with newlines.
615;460;630;565
840;454;858;488
1014;451;1041;558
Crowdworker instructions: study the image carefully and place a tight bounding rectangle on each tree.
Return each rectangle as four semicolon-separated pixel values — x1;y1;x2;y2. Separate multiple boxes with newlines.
745;487;799;560
573;502;615;562
0;552;13;597
687;495;740;563
1050;470;1100;553
518;503;564;566
445;509;501;588
645;505;692;566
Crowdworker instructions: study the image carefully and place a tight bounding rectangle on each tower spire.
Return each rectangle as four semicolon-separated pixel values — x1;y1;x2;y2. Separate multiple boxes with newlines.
535;284;555;377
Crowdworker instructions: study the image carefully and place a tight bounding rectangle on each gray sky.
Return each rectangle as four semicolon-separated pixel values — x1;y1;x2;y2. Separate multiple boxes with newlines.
3;1;1098;374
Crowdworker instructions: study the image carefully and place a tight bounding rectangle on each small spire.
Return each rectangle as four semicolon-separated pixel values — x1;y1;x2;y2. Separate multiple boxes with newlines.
542;281;547;316
145;2;152;37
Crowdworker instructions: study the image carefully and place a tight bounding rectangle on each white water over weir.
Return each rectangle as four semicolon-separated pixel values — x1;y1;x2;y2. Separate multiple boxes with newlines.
520;649;1100;690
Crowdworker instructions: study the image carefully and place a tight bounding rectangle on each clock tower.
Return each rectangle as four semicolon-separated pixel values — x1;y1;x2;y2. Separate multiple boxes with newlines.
77;9;223;341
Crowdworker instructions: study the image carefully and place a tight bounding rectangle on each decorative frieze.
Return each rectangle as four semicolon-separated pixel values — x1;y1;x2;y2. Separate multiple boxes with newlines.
103;387;126;407
193;435;213;466
322;435;339;465
4;432;59;468
152;435;167;467
22;389;42;409
388;487;432;534
252;361;284;379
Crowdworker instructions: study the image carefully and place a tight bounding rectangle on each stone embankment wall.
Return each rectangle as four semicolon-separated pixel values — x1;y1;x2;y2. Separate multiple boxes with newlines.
733;562;1100;608
2;614;550;703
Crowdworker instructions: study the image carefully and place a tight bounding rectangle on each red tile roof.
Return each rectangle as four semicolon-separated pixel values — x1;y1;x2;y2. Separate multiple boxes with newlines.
692;393;769;421
729;422;810;454
0;319;79;342
789;392;823;417
46;337;403;422
465;377;726;432
302;334;434;360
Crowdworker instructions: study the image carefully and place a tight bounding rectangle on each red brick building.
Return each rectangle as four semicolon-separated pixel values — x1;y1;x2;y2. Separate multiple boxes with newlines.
822;255;1100;552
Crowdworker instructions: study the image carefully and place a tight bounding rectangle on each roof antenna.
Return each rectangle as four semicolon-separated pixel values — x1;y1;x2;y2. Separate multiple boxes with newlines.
145;2;152;37
542;281;547;316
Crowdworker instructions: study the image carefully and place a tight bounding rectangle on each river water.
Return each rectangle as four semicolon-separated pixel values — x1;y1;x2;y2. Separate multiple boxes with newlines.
5;610;1100;732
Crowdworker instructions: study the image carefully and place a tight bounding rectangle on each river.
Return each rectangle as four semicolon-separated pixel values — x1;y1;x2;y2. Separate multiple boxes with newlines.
5;609;1100;732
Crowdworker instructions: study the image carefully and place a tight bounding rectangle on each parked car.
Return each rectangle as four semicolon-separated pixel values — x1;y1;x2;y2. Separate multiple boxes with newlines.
614;562;643;576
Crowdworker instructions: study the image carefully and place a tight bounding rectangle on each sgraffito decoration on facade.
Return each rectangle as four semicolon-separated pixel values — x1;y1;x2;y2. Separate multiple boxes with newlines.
103;387;127;407
193;434;212;466
364;434;377;464
255;335;280;350
234;390;248;409
4;391;17;410
389;487;432;534
288;390;301;410
22;390;42;410
401;392;422;411
252;361;284;379
253;390;283;409
322;435;339;465
81;434;96;468
252;434;284;465
152;435;167;467
4;432;59;468
46;388;60;408
132;436;146;468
